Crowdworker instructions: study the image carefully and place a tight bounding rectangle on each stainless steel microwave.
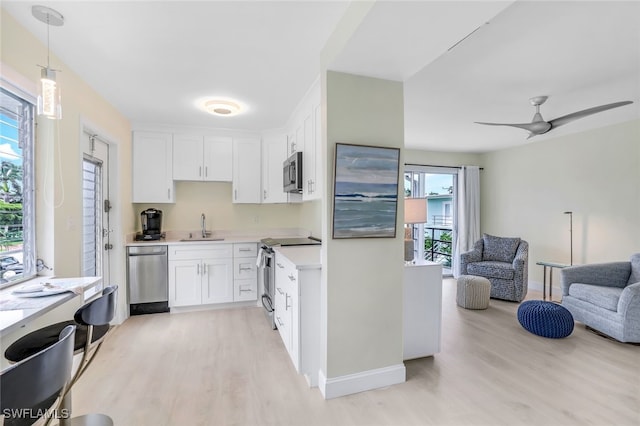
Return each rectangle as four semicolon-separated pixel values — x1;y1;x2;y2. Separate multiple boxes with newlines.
283;151;303;193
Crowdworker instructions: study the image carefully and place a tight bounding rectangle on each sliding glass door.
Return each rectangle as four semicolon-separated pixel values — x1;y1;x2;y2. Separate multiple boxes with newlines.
404;166;458;276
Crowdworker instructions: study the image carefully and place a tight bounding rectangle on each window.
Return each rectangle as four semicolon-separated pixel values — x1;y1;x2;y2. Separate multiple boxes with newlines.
0;87;36;287
82;156;102;276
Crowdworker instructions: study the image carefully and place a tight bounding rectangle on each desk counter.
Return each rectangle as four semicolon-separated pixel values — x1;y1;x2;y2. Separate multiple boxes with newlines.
0;276;102;338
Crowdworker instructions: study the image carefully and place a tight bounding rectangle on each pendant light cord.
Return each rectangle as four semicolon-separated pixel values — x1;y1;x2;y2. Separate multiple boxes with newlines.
46;13;50;69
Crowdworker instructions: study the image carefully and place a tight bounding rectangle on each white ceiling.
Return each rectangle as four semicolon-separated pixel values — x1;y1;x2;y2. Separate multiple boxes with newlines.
3;1;639;153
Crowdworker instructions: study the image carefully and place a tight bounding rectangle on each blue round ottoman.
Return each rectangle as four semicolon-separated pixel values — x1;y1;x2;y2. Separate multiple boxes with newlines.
517;300;574;338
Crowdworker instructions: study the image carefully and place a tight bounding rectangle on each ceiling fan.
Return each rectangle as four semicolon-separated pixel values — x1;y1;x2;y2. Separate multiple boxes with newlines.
475;96;633;139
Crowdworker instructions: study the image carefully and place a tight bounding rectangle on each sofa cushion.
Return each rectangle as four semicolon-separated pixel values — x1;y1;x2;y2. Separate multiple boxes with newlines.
628;253;640;286
482;234;521;263
568;283;623;312
467;261;515;280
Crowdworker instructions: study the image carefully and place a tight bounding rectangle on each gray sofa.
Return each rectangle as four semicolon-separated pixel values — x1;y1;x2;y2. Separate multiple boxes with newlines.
561;254;640;343
459;234;529;302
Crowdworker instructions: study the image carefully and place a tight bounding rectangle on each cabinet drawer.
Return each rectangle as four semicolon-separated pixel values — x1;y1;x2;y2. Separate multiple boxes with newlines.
234;258;257;279
234;279;257;301
233;243;258;258
276;257;298;285
169;244;232;261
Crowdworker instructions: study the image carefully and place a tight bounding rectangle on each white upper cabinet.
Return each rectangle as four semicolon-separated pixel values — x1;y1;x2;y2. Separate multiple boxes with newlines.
172;134;202;181
132;131;175;203
232;137;262;204
309;101;322;200
203;136;233;181
261;134;289;204
285;78;321;201
173;134;232;182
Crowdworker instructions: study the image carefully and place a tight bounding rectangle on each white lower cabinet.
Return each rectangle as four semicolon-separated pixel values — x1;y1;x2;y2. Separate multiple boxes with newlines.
201;259;234;304
168;259;202;307
169;243;261;307
233;243;258;302
168;244;233;307
274;251;320;386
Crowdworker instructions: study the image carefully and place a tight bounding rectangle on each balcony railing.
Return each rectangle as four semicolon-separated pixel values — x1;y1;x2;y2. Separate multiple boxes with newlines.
424;225;452;268
429;215;452;227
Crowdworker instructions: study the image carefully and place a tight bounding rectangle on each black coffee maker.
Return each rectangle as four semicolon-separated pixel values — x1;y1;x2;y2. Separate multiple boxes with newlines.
136;208;163;241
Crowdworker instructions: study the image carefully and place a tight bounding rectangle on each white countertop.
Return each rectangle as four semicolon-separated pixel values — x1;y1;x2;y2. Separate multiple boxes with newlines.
0;276;102;337
274;246;322;270
126;228;312;246
405;259;441;268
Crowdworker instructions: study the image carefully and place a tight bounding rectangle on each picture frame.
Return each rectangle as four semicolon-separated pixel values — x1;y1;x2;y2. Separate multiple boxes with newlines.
332;143;400;239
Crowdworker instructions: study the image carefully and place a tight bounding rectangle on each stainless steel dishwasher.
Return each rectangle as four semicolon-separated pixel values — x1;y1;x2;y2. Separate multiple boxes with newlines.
127;245;169;315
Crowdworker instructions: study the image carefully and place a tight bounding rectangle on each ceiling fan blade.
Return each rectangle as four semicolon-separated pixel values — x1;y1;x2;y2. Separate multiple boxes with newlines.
474;121;540;132
549;101;633;129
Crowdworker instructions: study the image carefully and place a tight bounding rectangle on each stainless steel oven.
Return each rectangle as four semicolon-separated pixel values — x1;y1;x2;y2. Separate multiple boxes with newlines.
259;245;276;329
258;237;321;330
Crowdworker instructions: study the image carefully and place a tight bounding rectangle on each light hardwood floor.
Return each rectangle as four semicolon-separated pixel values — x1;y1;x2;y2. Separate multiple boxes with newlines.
70;280;640;425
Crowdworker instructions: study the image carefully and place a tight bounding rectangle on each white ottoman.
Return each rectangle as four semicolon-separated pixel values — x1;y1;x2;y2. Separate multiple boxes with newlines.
457;275;491;310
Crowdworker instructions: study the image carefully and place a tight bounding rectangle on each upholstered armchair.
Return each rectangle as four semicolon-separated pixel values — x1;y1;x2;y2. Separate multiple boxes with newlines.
561;254;640;343
459;234;529;302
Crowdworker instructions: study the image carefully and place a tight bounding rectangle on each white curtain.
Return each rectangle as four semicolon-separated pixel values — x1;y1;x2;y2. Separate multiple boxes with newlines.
454;165;480;277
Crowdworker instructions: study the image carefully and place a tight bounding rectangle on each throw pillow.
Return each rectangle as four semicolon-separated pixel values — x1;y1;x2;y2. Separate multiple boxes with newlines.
482;234;521;263
628;253;640;285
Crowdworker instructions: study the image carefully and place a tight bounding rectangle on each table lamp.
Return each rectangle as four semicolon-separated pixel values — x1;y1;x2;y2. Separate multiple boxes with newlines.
404;198;427;262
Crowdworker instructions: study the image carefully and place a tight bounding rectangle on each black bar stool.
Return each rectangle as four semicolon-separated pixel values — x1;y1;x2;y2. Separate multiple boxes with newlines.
1;324;76;426
4;286;118;425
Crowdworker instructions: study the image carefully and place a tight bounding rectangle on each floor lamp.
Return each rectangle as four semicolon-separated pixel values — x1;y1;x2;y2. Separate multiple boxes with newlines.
564;211;573;265
404;198;427;262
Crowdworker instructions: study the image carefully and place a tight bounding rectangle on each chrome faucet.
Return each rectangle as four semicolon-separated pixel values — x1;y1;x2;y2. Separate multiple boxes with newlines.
201;213;206;238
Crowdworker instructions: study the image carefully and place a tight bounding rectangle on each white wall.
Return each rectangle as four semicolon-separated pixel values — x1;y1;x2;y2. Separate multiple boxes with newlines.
321;71;405;388
479;119;640;290
2;10;133;322
404;149;482;168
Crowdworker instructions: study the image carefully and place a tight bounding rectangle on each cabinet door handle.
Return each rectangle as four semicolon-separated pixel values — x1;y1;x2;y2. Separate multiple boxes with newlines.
264;189;267;200
203;264;208;275
197;264;200;275
288;274;296;282
276;287;284;295
239;248;252;252
205;166;208;177
167;188;171;200
239;287;253;293
239;266;253;272
234;189;237;200
276;316;284;327
276;263;284;269
286;294;291;310
199;166;202;177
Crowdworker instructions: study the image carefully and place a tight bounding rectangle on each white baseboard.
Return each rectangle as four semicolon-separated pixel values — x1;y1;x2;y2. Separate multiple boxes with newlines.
318;364;406;399
528;280;560;295
529;280;543;291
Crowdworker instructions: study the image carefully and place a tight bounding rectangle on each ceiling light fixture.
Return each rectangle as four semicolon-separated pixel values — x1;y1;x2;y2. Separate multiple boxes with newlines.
203;99;242;117
32;5;64;120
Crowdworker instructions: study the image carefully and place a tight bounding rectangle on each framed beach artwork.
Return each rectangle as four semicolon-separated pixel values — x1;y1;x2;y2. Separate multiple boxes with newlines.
332;143;401;239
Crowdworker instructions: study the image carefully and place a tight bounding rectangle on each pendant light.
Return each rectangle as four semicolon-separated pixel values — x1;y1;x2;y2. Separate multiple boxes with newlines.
32;5;64;120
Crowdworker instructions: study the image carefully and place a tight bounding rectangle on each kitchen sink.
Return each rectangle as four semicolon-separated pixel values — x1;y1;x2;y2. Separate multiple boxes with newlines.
178;237;225;242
